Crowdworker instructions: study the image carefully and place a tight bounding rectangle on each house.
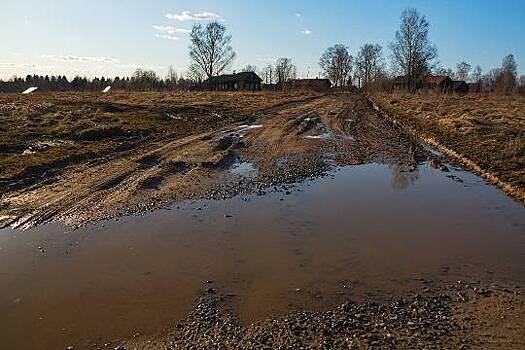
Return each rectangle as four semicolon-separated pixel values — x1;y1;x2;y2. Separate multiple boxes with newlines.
423;75;453;91
448;80;469;94
393;74;468;93
393;76;410;90
283;78;332;92
205;72;262;91
468;82;481;93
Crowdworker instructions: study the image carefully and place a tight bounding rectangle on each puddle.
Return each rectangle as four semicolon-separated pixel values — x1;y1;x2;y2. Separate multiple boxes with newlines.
0;161;524;349
221;154;258;176
237;124;263;131
230;160;257;176
236;124;263;138
305;132;332;139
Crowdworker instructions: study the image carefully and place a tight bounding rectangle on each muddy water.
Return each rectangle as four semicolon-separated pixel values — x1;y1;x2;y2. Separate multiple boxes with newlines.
1;162;524;350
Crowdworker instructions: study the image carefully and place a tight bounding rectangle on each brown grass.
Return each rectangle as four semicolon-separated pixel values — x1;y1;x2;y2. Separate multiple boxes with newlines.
0;91;319;177
370;92;525;201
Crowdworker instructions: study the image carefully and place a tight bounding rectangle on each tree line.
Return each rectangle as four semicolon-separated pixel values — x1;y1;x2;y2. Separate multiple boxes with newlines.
0;68;199;93
1;8;524;94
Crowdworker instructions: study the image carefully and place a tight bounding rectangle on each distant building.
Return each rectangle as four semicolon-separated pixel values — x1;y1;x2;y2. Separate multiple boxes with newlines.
423;75;453;91
392;75;411;91
393;74;468;93
468;82;482;93
205;72;262;91
283;78;332;92
449;80;469;94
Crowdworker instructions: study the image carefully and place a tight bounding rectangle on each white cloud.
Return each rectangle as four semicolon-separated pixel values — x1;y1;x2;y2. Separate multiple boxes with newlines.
152;25;190;40
152;25;190;34
155;33;180;41
41;55;119;63
0;62;37;69
165;11;222;21
301;28;313;36
294;13;302;18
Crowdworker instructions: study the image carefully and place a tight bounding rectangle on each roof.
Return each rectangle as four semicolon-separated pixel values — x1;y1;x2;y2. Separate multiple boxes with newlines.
449;80;468;88
424;75;450;85
393;76;408;83
207;72;262;84
292;79;331;84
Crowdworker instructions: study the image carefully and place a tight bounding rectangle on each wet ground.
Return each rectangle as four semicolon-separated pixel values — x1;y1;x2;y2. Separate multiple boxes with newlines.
0;92;524;349
1;159;524;349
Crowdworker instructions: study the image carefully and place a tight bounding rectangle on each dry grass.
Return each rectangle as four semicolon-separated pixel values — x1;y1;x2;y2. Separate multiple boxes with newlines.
0;91;318;177
371;92;525;193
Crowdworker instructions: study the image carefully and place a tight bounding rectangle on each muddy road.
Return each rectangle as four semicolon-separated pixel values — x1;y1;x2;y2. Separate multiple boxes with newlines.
1;91;524;349
0;92;424;229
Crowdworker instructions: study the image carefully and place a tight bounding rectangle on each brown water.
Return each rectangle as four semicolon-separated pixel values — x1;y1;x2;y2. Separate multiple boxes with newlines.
1;162;524;349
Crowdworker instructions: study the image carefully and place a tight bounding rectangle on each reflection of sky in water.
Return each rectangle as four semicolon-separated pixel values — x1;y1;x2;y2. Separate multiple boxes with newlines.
1;160;524;350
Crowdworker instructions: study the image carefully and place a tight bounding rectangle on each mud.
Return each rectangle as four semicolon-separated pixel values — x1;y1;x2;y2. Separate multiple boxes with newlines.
1;160;524;349
370;92;525;203
0;92;426;229
1;91;524;349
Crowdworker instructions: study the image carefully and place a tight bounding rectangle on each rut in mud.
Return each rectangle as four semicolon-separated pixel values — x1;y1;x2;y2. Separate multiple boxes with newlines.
0;92;432;229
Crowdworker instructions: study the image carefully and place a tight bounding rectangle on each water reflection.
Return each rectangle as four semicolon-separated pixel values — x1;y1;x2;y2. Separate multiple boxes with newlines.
389;163;420;191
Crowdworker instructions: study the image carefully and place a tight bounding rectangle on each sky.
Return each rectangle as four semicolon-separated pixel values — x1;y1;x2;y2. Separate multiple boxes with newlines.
1;0;524;80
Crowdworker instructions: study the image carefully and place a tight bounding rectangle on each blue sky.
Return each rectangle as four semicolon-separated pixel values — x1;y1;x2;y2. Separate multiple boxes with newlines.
1;0;524;79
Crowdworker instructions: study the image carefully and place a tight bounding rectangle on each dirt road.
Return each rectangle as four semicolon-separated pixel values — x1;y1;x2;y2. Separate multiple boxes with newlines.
0;92;428;229
1;91;524;350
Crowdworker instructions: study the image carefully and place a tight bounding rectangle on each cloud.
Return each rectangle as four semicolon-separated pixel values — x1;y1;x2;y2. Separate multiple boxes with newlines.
301;28;313;36
152;25;190;40
294;13;302;18
155;33;180;41
41;55;119;63
152;25;190;34
165;11;222;21
0;62;37;69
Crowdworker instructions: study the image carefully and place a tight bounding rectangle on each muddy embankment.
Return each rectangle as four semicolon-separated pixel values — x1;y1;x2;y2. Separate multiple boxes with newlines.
0;91;442;229
369;93;525;204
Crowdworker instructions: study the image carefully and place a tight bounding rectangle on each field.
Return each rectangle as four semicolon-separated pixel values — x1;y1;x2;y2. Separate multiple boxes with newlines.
0;91;524;350
371;92;525;201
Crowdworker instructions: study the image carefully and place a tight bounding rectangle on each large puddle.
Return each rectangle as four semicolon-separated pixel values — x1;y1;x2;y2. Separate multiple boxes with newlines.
1;162;524;349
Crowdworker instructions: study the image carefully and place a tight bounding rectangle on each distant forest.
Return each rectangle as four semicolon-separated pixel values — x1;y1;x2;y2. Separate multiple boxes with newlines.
0;68;192;93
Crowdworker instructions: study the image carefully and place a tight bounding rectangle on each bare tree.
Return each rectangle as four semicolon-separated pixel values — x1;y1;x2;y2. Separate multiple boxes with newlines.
355;43;384;87
166;65;178;88
189;21;236;79
261;65;274;84
319;44;353;87
389;8;438;91
497;54;518;93
132;69;159;91
241;65;258;73
519;75;525;94
274;57;296;86
471;65;482;83
481;68;501;92
186;63;205;83
456;61;471;81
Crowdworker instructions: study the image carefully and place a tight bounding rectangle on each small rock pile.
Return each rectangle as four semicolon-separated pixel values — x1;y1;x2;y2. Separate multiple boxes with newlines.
169;290;462;349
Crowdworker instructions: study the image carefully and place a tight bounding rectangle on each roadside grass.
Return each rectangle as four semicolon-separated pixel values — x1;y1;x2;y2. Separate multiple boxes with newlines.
372;92;525;190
